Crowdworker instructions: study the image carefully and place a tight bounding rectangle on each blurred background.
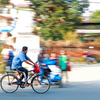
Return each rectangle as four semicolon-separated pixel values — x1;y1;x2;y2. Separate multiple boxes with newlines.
1;0;100;99
0;0;100;72
1;0;100;97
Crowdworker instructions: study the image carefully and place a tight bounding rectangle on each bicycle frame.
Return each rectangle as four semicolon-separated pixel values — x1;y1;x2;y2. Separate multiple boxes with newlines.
1;61;50;94
8;61;41;85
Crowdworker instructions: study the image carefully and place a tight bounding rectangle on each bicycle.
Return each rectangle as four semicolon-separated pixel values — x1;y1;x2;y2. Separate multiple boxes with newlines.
0;61;50;94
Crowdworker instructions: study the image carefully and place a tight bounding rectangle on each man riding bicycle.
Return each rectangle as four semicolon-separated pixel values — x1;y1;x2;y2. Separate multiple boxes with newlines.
11;46;34;86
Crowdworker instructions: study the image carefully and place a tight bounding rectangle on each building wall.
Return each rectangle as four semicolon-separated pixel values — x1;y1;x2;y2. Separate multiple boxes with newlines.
0;17;9;41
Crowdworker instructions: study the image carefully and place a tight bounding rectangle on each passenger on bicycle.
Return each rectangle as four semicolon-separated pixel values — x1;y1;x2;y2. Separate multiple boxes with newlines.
11;46;34;86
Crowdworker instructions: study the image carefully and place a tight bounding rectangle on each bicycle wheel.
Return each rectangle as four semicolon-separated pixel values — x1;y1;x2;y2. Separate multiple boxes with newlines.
0;74;19;93
31;75;50;94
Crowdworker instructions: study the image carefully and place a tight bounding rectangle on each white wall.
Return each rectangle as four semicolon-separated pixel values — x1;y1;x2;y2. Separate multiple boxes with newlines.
15;35;40;69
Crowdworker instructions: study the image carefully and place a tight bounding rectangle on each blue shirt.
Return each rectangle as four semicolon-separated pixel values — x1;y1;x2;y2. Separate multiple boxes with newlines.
38;54;44;68
11;51;30;69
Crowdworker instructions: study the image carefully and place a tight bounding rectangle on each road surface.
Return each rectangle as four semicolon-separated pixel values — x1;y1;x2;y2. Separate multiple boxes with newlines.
0;63;100;100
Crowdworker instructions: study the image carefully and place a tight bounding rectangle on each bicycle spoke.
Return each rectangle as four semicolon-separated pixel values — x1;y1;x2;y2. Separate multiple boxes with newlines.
0;74;19;93
31;75;50;94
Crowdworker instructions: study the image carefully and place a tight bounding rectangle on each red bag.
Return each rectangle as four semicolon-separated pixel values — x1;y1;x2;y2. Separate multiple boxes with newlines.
33;64;41;73
67;61;71;71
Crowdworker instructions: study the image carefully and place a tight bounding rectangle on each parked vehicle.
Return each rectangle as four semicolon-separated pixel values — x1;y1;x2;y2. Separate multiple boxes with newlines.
83;51;98;64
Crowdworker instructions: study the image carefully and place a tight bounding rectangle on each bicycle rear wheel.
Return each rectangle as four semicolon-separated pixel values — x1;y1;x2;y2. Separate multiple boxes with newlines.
31;75;50;94
0;74;19;93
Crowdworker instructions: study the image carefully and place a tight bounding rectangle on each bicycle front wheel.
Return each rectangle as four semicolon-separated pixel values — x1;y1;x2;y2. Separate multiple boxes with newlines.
0;74;19;93
31;75;50;94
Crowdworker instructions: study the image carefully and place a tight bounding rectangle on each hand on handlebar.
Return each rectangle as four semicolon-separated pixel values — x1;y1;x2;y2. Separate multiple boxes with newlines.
33;61;38;67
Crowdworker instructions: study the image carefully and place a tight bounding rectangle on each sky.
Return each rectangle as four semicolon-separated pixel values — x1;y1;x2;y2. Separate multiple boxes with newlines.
89;0;100;11
83;0;100;17
10;0;100;18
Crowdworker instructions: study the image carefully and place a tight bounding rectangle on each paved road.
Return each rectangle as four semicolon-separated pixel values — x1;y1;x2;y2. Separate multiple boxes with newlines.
0;63;100;100
69;63;100;82
0;81;100;100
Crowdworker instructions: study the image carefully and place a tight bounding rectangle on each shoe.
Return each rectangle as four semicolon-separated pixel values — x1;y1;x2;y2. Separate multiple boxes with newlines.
24;82;31;86
12;81;21;84
24;83;29;86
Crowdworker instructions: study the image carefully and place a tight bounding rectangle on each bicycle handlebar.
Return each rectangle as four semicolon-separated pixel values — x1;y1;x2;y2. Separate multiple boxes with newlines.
35;61;38;64
33;61;38;67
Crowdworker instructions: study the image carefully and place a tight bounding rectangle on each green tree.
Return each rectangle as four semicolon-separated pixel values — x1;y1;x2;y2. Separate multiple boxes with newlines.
0;0;10;5
90;10;100;22
29;0;89;41
0;44;6;74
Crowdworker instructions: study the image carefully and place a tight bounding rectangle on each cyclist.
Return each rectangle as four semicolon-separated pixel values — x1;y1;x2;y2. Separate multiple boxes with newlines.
11;46;34;86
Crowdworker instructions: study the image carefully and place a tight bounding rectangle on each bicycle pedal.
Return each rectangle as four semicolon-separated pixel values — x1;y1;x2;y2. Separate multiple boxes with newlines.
25;84;29;87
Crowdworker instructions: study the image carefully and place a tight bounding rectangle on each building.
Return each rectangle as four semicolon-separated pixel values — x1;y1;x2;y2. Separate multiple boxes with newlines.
76;22;100;42
0;0;40;67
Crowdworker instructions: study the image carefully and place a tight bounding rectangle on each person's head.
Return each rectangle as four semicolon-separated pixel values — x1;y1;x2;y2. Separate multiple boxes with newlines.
60;50;66;55
50;52;56;58
40;50;44;54
5;45;10;49
9;45;14;50
40;47;45;54
22;46;28;54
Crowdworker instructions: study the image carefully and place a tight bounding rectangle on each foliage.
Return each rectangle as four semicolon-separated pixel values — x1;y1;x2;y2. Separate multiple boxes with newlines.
70;57;85;63
0;0;10;5
0;54;5;74
0;44;6;74
97;58;100;63
62;31;77;41
90;10;100;22
29;0;89;41
96;38;100;43
77;25;100;30
87;33;100;36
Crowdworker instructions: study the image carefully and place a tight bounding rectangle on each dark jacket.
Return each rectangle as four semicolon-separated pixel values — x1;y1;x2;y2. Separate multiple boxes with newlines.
38;53;44;68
